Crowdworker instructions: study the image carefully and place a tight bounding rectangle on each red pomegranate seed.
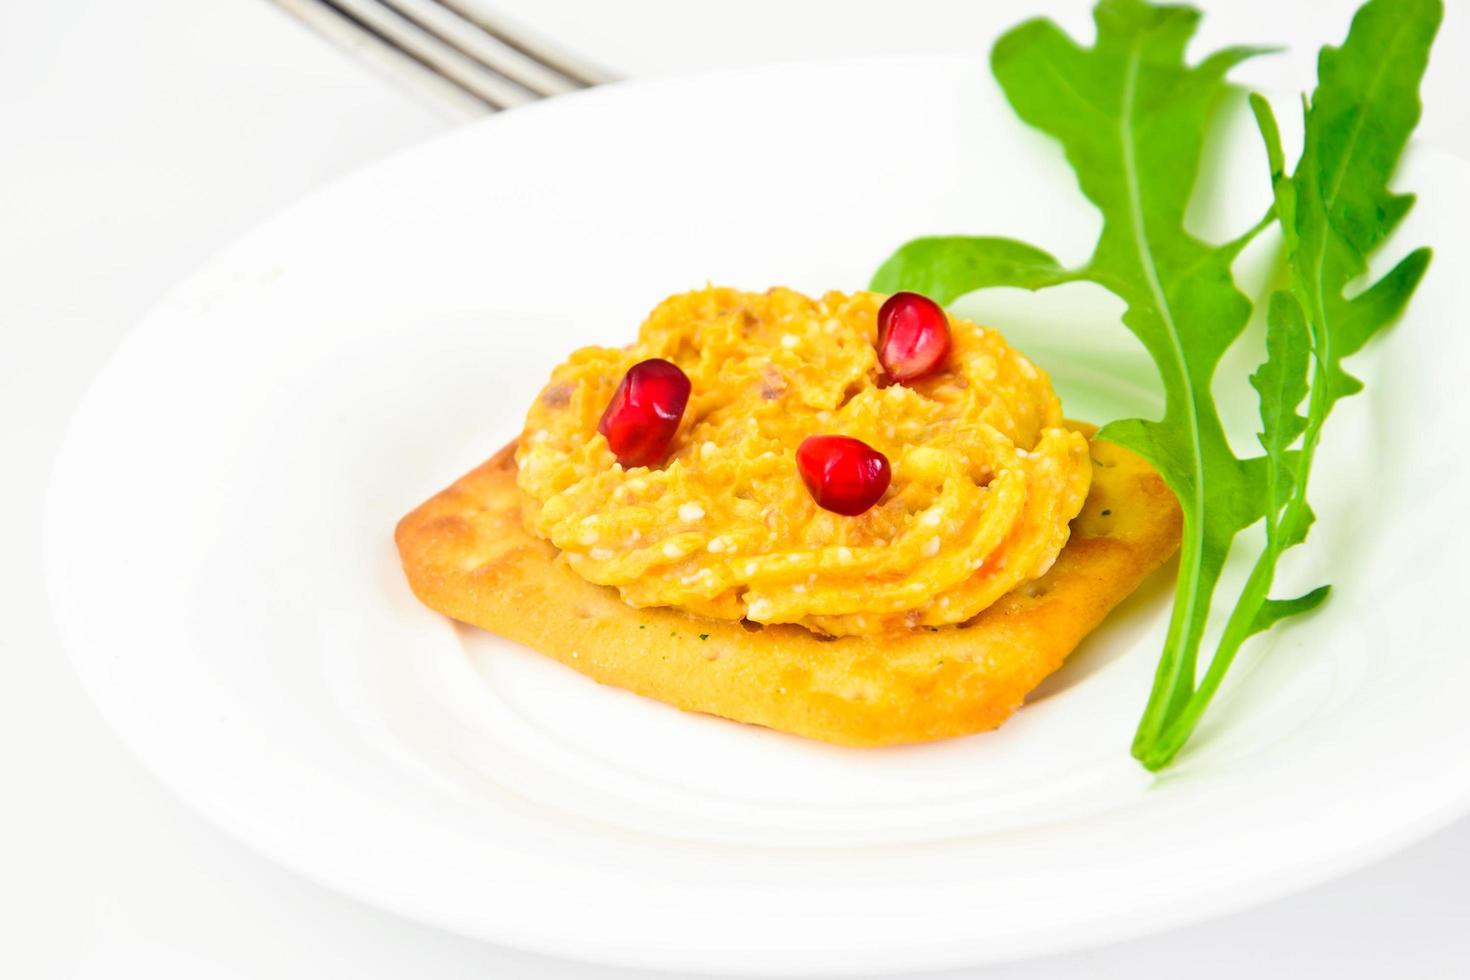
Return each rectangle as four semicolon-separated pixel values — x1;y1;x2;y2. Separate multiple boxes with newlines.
877;291;952;382
796;435;891;516
597;358;691;467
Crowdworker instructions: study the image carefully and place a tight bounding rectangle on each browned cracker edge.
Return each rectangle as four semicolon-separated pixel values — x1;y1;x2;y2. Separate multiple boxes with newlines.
395;434;1181;746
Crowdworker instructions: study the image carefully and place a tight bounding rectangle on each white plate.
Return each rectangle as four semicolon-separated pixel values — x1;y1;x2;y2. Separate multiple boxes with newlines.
46;58;1470;975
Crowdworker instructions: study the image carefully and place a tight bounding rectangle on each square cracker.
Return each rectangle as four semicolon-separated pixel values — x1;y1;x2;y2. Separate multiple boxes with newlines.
396;434;1180;746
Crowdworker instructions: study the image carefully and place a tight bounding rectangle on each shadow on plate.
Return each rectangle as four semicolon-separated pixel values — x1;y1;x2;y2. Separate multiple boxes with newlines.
1026;554;1178;704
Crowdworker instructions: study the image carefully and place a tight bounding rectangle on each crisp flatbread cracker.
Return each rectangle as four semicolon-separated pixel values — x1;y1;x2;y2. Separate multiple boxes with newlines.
395;434;1180;746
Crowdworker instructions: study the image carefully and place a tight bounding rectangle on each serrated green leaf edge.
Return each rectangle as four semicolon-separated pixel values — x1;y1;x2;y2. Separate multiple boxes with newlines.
1142;0;1440;768
869;0;1439;771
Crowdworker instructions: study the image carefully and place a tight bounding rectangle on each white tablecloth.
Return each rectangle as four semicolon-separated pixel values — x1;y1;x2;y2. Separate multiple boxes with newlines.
3;1;1467;976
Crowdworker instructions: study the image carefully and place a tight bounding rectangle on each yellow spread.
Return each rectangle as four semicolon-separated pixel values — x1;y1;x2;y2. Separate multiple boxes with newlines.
515;287;1091;636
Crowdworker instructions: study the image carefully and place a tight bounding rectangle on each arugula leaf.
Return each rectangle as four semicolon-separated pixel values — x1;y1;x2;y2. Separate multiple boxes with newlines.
1250;292;1311;537
1249;585;1330;639
872;0;1271;756
870;0;1439;769
1140;0;1439;766
871;237;1077;303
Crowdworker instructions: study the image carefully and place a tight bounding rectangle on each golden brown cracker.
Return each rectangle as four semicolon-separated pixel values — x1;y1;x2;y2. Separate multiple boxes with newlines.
395;435;1181;747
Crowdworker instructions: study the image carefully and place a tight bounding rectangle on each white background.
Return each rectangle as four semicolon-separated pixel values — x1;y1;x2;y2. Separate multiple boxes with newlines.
3;1;1467;977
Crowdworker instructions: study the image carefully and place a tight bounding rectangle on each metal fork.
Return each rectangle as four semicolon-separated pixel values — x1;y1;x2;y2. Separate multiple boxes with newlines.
271;0;614;118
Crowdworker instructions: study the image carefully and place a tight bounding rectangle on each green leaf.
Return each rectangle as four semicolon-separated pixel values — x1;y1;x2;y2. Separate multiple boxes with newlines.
868;0;1438;772
1277;498;1315;552
1288;0;1441;413
1249;94;1298;255
876;0;1271;751
1334;246;1431;373
1250;291;1311;525
1248;92;1285;179
1248;585;1331;638
1252;293;1310;463
869;237;1077;304
1141;0;1439;770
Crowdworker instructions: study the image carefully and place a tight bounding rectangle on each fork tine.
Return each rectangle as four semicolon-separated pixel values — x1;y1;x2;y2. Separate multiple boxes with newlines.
272;0;611;115
327;0;547;108
379;0;597;97
272;0;498;116
433;0;616;88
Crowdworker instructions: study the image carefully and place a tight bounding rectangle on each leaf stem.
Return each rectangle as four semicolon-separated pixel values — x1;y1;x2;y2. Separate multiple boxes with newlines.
1117;38;1211;753
1140;535;1278;767
1131;523;1205;756
1140;321;1334;769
